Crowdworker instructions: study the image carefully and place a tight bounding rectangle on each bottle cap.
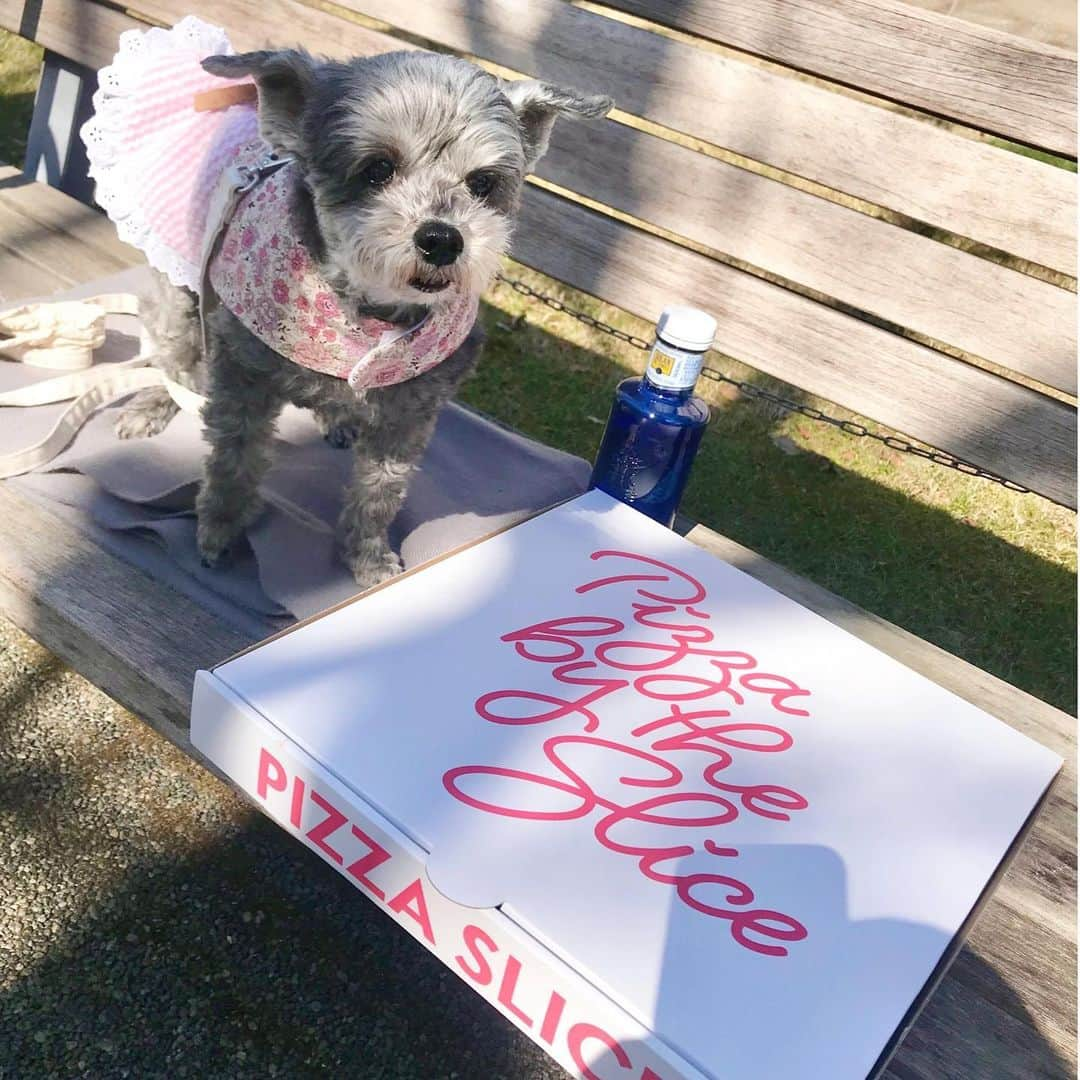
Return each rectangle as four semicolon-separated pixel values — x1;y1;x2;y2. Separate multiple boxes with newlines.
656;306;717;353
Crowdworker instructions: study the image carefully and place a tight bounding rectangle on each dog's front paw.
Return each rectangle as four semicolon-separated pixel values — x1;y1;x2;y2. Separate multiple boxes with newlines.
347;538;403;590
114;387;179;440
196;509;250;570
324;424;361;449
196;526;233;570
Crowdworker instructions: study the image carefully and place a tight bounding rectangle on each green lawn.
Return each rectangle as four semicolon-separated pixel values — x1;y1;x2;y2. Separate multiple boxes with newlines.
1;29;1075;712
0;31;38;167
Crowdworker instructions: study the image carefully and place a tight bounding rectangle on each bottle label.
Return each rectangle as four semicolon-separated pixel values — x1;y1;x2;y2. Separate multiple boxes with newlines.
645;338;704;390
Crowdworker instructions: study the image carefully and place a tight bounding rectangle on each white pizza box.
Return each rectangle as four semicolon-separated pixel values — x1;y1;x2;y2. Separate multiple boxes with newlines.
191;490;1061;1080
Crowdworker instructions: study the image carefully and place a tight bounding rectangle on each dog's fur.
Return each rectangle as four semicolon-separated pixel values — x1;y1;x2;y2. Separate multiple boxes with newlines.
118;48;610;586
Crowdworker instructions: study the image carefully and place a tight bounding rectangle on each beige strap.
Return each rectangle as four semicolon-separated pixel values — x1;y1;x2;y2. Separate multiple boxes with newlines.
0;292;142;370
81;292;142;317
0;356;149;408
0;287;335;545
0;292;206;478
0;366;179;480
193;83;258;112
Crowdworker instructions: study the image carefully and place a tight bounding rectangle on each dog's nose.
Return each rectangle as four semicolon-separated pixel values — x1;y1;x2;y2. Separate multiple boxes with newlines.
414;221;464;267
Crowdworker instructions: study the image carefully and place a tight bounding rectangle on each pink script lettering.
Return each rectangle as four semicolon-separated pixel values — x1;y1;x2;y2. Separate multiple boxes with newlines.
443;550;812;957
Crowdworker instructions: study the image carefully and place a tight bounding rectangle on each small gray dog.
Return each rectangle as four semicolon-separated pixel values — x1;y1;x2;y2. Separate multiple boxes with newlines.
118;48;610;587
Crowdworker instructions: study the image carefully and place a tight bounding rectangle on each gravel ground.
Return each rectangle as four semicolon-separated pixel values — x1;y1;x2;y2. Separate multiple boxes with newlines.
0;617;563;1080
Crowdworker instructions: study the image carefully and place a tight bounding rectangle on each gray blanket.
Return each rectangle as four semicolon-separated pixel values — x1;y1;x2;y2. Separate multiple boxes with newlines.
2;268;591;635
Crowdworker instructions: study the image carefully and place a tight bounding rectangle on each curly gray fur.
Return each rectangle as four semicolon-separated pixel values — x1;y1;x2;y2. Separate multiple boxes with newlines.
114;272;201;440
117;47;611;587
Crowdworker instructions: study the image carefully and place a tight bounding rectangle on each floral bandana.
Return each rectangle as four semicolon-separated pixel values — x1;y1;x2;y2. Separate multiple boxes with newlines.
208;150;479;391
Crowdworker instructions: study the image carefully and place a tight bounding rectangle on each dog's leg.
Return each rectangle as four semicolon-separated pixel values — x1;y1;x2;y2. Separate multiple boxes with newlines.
312;404;362;450
116;270;201;439
340;419;434;589
196;312;285;566
339;329;482;588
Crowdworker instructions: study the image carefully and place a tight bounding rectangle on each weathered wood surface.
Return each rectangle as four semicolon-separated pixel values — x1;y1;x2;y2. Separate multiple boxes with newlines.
0;0;405;66
4;0;1072;276
0;168;135;283
0;0;134;72
541;121;1077;394
0;171;1074;1080
515;187;1077;507
603;0;1078;156
0;484;254;754
332;0;1076;274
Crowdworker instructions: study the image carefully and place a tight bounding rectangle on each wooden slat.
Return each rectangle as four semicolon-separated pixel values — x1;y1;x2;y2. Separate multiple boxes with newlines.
881;968;1074;1079
2;0;1074;277
1;0;137;70
0;231;74;296
335;0;1076;275
514;186;1077;507
0;484;255;751
603;0;1078;157
0;0;409;71
541;122;1077;394
0;167;138;282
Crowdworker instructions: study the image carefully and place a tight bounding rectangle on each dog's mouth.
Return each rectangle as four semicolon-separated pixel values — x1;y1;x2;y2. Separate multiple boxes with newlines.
408;276;451;294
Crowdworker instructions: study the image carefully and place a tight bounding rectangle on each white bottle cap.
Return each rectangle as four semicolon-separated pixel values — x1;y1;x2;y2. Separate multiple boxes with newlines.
656;305;717;353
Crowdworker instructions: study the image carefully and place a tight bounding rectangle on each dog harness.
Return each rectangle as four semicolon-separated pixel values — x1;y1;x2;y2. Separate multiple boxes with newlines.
80;15;478;391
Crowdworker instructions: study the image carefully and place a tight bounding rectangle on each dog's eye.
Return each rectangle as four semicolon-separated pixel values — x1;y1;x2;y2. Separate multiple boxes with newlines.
465;171;498;199
356;157;396;188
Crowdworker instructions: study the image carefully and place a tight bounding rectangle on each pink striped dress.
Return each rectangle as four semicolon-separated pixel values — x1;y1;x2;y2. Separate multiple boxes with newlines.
82;16;259;293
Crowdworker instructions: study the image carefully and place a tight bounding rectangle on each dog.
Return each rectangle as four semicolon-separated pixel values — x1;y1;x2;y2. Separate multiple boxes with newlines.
115;47;611;587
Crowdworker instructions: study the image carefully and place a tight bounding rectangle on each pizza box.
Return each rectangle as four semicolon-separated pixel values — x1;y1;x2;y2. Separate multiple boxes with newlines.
191;490;1061;1079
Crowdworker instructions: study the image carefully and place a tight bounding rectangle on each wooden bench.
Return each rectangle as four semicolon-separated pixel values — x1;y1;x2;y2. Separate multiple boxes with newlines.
0;0;1075;1075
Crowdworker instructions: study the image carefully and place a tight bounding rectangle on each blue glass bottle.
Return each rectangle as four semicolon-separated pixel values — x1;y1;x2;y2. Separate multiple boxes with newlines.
589;306;715;528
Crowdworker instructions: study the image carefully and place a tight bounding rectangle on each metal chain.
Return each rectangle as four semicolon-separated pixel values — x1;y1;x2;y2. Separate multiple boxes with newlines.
494;273;1032;495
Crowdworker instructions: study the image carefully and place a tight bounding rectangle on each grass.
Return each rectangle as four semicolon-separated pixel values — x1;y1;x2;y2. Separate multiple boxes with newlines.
0;32;39;167
0;29;1075;712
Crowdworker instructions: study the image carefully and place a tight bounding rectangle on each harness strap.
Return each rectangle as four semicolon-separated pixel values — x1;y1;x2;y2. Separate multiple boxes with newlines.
197;150;294;366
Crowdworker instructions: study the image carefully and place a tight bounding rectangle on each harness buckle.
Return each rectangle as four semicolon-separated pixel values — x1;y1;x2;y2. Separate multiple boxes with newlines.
235;153;295;194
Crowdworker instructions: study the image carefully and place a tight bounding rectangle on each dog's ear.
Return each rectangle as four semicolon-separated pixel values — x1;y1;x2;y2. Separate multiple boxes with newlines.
501;80;613;171
202;50;316;159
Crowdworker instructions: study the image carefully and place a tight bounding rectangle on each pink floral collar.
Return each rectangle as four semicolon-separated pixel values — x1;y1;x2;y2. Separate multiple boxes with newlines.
207;158;478;390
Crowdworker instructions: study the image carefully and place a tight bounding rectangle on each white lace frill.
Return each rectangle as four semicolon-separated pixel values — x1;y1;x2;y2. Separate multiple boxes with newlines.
81;17;238;292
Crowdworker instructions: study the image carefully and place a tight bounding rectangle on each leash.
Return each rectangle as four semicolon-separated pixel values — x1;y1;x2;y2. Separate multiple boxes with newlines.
0;291;335;538
0;153;286;481
0;283;338;547
0;292;203;479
